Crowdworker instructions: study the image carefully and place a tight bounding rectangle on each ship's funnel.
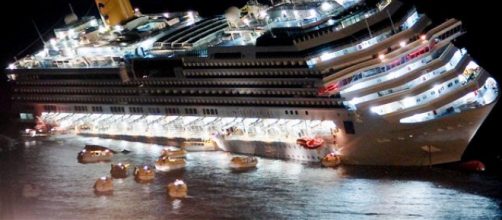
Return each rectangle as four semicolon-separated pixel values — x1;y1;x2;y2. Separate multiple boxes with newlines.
95;0;134;26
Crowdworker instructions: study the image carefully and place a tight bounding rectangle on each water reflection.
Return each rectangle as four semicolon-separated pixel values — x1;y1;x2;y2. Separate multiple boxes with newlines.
0;135;501;219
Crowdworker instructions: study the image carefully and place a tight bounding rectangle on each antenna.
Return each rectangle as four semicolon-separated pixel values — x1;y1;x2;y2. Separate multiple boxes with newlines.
32;20;46;45
69;3;76;15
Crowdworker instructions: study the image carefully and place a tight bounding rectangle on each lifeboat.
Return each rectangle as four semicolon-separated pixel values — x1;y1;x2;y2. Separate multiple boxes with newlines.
296;137;324;149
22;184;41;198
230;156;258;170
77;147;114;163
110;163;130;178
180;139;216;151
134;165;155;182
167;179;188;198
321;152;342;168
459;160;486;172
155;156;186;172
94;176;113;193
160;148;187;158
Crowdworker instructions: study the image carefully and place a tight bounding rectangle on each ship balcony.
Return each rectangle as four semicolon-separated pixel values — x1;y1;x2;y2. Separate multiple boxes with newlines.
372;67;491;122
400;77;498;124
348;48;469;109
322;36;437;92
307;8;423;67
339;44;441;94
315;10;430;72
337;43;457;101
321;18;464;94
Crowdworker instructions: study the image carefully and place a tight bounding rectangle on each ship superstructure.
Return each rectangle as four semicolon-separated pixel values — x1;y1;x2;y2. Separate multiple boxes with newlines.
5;0;498;165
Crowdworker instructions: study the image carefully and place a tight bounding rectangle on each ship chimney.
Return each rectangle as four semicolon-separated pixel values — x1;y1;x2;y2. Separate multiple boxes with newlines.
95;0;135;26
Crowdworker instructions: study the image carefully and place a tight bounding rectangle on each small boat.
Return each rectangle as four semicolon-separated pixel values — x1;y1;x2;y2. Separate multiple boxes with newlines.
94;176;113;193
21;128;49;138
84;145;117;153
77;147;114;163
160;148;187;158
296;137;324;149
459;160;486;172
110;163;130;178
180;139;217;151
155;156;186;171
230;156;258;170
22;184;41;198
167;179;188;198
134;165;155;182
321;152;342;168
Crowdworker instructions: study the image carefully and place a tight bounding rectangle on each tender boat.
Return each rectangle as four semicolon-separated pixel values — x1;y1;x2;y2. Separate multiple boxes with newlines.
155;156;186;171
110;163;130;178
134;165;155;182
230;156;258;170
94;176;113;193
160;147;187;158
321;152;342;168
77;146;114;163
167;179;188;198
181;139;217;152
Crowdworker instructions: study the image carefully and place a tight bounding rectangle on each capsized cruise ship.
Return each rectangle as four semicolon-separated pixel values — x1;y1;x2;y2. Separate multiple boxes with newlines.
5;0;498;165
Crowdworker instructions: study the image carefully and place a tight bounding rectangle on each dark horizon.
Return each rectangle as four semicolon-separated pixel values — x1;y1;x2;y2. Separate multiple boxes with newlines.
0;0;500;168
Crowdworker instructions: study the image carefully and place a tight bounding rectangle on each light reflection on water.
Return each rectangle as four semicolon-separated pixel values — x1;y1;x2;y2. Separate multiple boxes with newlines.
1;135;501;219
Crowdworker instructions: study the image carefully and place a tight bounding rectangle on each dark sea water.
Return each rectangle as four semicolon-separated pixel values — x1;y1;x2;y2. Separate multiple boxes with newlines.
1;135;501;219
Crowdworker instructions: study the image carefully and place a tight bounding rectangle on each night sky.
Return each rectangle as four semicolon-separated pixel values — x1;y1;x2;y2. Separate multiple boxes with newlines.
0;0;500;168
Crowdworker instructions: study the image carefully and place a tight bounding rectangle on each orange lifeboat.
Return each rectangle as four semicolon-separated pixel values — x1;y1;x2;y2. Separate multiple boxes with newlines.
296;137;324;149
459;160;486;172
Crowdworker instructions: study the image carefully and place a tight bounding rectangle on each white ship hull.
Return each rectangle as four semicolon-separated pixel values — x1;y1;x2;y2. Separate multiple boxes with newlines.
340;102;497;166
213;101;495;165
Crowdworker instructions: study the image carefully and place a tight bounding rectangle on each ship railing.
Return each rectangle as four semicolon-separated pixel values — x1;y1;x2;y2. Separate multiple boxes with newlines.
376;68;485;117
323;28;459;95
352;51;470;109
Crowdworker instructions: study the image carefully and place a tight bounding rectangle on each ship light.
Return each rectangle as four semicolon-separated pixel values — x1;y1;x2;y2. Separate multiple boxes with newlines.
50;38;57;47
98;26;107;33
321;2;333;11
433;84;442;92
402;97;416;108
349;97;361;106
399;41;406;48
259;10;267;19
8;63;16;70
174;179;185;186
320;52;334;62
370;106;380;114
163;13;170;18
68;29;76;38
242;18;250;26
114;25;124;32
309;9;317;18
293;10;299;18
420;35;427;41
378;54;385;61
187;11;195;21
90;19;98;27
